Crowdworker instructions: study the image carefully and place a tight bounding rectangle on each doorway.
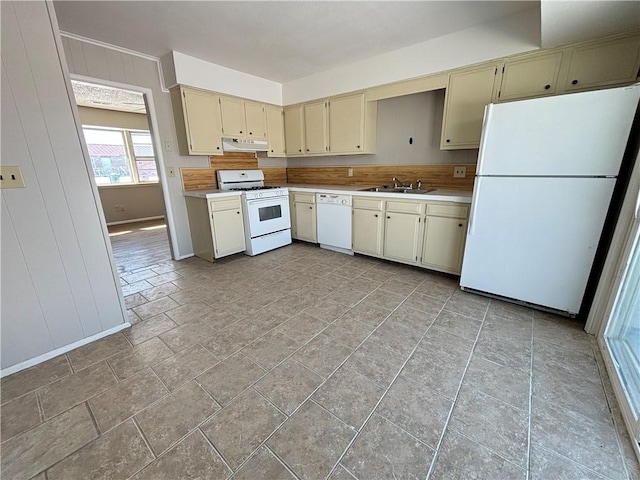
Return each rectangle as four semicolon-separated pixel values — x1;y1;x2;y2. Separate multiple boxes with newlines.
71;79;173;274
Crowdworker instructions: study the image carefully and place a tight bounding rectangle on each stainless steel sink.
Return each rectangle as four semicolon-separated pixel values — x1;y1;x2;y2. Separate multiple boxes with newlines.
360;186;436;194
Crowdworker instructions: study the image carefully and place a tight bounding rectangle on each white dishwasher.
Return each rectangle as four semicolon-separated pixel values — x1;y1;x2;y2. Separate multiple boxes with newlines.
316;193;353;255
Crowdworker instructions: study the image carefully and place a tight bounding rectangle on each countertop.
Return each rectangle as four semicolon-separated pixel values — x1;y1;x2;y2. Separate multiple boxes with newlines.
183;184;472;203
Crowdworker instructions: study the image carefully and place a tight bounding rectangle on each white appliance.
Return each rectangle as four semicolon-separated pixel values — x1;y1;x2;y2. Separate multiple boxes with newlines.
221;138;269;152
316;193;353;255
217;170;291;256
460;84;640;316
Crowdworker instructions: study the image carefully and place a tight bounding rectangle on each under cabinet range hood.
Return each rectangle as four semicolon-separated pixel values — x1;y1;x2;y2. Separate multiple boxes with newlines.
222;137;269;152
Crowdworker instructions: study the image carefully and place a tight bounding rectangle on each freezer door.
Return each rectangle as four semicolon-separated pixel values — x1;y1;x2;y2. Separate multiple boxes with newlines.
461;176;616;314
477;86;639;177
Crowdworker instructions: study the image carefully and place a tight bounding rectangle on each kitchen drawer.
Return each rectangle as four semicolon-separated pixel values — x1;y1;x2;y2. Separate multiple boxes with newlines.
292;192;316;204
353;196;383;211
209;196;242;212
386;200;425;215
426;203;469;218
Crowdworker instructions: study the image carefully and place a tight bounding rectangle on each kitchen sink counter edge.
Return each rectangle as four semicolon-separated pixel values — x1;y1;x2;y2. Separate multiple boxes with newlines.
183;189;242;199
285;184;472;203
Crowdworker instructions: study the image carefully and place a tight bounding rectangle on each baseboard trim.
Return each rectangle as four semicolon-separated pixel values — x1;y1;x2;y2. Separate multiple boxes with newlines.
106;216;165;226
1;322;131;378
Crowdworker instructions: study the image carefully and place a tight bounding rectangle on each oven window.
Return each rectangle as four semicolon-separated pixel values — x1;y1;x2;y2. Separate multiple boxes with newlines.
258;205;282;222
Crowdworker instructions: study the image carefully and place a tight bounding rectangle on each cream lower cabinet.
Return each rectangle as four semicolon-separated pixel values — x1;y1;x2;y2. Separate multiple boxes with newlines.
420;202;469;274
290;192;317;242
352;197;384;256
185;195;245;262
382;200;425;264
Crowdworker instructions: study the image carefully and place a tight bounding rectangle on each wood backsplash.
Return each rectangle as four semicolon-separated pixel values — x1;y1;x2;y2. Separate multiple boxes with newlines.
287;164;476;190
181;152;287;190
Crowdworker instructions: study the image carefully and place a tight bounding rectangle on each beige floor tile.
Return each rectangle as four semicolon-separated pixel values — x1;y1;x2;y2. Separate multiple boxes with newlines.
196;353;266;405
532;339;599;380
326;286;370;307
529;443;604;480
294;333;353;378
312;366;385;430
140;282;181;302
430;430;525;480
1;403;98;480
158;320;216;353
132;297;180;321
488;300;535;321
164;301;213;324
242;332;300;371
46;419;153;480
379;277;419;296
322;317;376;349
1;355;71;404
329;465;358;479
414;281;456;301
339;298;393;327
433;309;483;340
200;320;263;359
368;320;422;356
234;446;296;480
108;337;174;380
131;430;232;480
403;291;446;315
275;312;328;343
345;339;405;388
39;361;118;419
376;376;452;448
201;389;286;469
89;369;169;432
533;316;593;352
482;312;533;345
342;414;434;480
146;271;183;286
255;359;323;415
121;280;154;297
67;333;132;371
152;344;218;391
0;392;41;442
463;357;530;411
304;298;351;323
474;331;532;373
384;304;436;334
368;289;406;310
123;313;177;346
268;401;355;480
125;293;148;309
449;385;529;468
443;295;488;321
135;381;220;455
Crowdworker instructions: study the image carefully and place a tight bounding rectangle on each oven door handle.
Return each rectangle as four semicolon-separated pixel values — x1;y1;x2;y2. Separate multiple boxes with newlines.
246;197;288;205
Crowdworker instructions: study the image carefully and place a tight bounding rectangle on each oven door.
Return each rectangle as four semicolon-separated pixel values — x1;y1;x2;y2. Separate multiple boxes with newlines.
244;196;291;238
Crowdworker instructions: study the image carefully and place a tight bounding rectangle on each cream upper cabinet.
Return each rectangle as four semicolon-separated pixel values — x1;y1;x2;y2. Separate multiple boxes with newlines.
210;199;246;258
352;197;384;256
219;96;247;137
290;192;316;242
284;105;305;155
304;101;328;154
244;101;267;139
498;51;564;101
265;105;285;156
170;86;223;156
328;93;365;154
441;64;499;149
563;35;640;92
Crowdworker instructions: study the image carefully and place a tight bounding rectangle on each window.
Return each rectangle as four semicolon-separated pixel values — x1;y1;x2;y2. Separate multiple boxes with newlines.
83;127;158;185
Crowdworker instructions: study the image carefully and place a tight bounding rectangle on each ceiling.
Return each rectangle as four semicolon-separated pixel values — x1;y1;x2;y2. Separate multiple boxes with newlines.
72;81;147;113
54;1;538;83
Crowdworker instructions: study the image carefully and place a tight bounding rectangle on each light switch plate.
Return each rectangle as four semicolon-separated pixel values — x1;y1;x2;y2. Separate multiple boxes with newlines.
453;166;467;178
0;166;26;188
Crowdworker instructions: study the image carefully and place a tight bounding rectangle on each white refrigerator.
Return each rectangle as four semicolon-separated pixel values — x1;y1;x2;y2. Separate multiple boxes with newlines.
460;84;640;315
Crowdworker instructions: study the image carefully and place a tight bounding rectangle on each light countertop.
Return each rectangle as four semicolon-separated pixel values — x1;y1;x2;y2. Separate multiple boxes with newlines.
183;185;472;203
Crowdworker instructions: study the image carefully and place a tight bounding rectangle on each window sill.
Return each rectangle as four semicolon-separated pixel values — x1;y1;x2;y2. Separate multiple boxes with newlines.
97;182;159;189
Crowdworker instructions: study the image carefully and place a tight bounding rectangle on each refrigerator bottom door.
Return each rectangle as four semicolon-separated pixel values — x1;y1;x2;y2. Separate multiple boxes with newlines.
460;176;616;314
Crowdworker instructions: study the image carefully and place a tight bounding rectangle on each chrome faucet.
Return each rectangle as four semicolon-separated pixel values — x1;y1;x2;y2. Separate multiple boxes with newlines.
392;177;406;188
417;179;422;189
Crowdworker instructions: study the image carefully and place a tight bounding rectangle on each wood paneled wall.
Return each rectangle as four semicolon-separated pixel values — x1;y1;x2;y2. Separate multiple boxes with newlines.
287;164;476;190
181;152;287;190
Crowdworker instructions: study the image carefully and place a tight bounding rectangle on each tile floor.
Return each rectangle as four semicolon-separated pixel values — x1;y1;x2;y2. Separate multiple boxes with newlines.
1;241;639;480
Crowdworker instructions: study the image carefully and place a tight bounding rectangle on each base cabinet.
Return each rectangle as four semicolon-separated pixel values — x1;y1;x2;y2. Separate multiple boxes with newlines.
185;196;245;262
421;216;467;274
290;192;317;243
383;212;422;264
353;208;383;256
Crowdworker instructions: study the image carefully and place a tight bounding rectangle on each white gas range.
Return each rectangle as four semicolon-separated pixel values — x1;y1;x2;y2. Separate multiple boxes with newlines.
217;170;291;256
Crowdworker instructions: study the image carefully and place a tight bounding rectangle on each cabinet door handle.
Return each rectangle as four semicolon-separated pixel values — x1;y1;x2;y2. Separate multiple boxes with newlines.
374;214;378;217
446;139;451;143
249;131;253;135
309;206;313;209
299;149;302;152
237;211;241;214
240;130;243;134
571;80;578;85
458;223;463;227
386;216;391;219
544;84;551;90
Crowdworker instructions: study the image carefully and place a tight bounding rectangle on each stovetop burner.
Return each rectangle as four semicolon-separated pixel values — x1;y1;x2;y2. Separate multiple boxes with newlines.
229;186;283;191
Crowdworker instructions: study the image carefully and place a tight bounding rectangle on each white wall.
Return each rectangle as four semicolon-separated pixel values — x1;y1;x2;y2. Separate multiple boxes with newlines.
1;1;126;370
165;51;283;105
62;36;209;260
540;1;640;48
290;91;478;167
282;8;541;105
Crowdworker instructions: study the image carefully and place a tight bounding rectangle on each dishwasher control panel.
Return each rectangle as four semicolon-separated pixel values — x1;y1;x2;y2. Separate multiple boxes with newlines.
317;194;352;206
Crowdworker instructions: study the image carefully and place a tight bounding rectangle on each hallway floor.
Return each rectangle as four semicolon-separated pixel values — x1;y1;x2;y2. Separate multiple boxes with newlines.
1;242;639;480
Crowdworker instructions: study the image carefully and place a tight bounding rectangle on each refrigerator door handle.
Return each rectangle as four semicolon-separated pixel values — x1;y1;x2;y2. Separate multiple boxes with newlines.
635;186;640;219
476;104;493;176
468;177;482;236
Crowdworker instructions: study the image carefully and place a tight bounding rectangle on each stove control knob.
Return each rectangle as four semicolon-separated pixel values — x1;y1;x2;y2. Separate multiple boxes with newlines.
341;199;347;205
257;192;263;198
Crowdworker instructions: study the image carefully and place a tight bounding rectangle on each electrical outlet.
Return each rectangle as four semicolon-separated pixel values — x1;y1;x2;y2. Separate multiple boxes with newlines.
167;167;176;177
0;166;26;188
114;205;125;212
348;168;353;177
453;166;467;178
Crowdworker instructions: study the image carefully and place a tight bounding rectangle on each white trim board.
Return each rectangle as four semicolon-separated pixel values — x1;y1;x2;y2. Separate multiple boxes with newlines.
1;322;131;378
106;215;165;226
